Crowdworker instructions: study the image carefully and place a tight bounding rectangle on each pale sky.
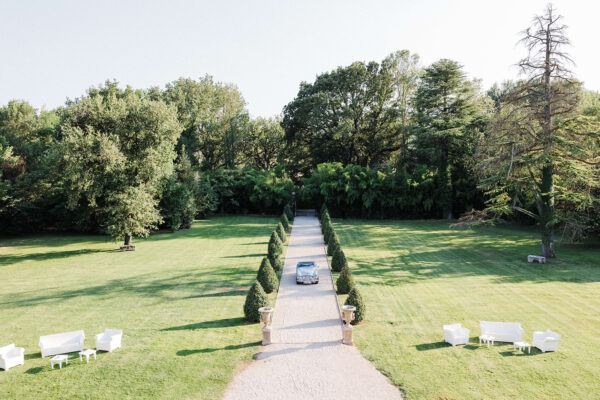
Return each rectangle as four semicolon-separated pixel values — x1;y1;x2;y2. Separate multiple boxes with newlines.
1;0;598;118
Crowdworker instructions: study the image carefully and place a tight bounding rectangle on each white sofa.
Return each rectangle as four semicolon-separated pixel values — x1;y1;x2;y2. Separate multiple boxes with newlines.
95;329;122;352
443;323;470;346
480;321;523;343
39;330;85;357
0;344;25;371
533;330;560;352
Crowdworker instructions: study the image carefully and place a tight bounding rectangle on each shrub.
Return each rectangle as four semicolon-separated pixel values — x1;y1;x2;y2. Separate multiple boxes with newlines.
327;232;340;256
344;286;365;324
160;179;196;231
243;280;269;322
269;254;284;272
336;266;355;294
320;204;329;220
284;203;294;221
257;257;279;293
276;222;287;243
331;247;347;272
268;231;283;256
281;213;290;232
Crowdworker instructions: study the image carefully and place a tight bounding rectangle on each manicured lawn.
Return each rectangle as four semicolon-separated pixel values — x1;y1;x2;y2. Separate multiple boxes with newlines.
333;219;600;400
0;216;280;399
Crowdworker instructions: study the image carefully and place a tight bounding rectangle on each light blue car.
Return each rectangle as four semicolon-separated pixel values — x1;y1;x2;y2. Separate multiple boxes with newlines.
296;261;319;284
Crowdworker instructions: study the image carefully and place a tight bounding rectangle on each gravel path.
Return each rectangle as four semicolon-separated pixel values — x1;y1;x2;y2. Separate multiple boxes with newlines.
222;215;402;400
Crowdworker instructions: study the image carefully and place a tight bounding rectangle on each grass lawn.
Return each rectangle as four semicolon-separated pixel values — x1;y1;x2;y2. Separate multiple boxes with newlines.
333;219;600;400
0;216;281;399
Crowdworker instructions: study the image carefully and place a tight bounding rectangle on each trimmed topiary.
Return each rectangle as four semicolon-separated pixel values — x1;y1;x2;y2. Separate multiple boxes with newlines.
284;204;294;221
243;280;269;322
320;204;328;220
336;265;355;294
281;213;290;232
331;247;347;272
327;232;340;256
257;257;279;293
269;254;283;272
269;231;283;256
344;286;365;324
276;222;287;243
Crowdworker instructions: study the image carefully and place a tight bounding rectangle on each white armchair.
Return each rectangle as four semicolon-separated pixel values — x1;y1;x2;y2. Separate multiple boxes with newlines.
533;330;560;352
443;323;470;346
95;329;122;352
0;344;25;371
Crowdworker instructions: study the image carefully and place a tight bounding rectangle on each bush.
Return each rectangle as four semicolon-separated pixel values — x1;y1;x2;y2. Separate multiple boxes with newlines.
268;231;283;256
344;286;365;324
269;254;284;272
160;179;196;231
320;204;328;220
281;213;290;232
276;222;287;243
336;266;355;294
257;257;279;293
284;203;294;221
243;280;269;322
327;232;340;256
331;247;347;272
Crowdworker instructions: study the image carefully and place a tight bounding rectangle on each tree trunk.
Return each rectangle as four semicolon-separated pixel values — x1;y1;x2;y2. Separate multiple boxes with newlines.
124;234;132;246
439;154;453;219
539;163;555;258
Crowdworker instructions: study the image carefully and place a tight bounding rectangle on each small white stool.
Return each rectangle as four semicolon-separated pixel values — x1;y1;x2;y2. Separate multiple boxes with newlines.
514;341;531;353
79;349;97;363
50;354;69;369
479;335;495;348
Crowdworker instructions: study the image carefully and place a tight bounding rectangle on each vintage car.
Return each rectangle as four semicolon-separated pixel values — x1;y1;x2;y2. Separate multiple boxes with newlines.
296;261;319;284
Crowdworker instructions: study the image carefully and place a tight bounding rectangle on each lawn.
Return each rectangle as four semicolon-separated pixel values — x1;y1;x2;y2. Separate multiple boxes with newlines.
0;216;280;399
333;219;600;400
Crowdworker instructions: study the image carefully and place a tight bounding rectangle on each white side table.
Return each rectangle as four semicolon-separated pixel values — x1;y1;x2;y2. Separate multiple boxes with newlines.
479;335;495;348
514;341;531;353
79;349;97;363
50;354;69;369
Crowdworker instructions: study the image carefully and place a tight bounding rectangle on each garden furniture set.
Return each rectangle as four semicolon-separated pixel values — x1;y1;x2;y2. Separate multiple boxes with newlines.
443;321;560;354
1;328;122;371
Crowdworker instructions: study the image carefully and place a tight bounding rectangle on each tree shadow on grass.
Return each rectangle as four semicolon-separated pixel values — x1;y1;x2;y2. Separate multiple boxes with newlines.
415;341;448;351
221;253;265;259
176;341;260;356
162;317;249;332
25;367;44;375
0;249;114;267
183;289;248;299
24;352;42;360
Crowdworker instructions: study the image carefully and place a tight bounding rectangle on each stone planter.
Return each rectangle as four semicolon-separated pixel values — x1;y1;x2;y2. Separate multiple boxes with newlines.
341;305;356;345
258;307;274;345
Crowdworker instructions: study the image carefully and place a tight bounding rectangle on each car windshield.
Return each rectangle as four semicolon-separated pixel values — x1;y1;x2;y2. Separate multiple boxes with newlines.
297;262;315;268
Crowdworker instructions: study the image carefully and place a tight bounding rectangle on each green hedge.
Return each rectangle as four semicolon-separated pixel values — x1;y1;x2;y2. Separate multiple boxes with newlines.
243;280;269;322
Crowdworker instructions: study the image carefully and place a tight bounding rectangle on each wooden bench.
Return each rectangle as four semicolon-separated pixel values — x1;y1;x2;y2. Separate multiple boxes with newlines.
527;255;546;264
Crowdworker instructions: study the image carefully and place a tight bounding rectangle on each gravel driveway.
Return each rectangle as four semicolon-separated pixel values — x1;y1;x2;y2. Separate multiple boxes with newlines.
222;215;402;400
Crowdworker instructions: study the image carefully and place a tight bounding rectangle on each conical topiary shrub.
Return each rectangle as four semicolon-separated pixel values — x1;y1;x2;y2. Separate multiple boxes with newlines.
243;280;269;322
257;257;279;293
336;265;354;294
327;232;340;256
331;247;347;272
284;204;294;221
320;204;328;220
344;286;365;324
268;231;283;256
269;254;283;272
281;213;290;232
276;222;287;243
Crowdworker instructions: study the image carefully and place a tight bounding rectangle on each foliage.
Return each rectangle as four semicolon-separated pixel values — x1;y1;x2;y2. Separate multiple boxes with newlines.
160;178;195;231
243;280;269;323
268;231;283;256
280;213;290;232
331;247;348;272
257;257;278;293
284;203;294;221
344;286;365;324
241;116;285;170
268;254;283;272
327;231;340;256
336;265;355;294
276;221;287;243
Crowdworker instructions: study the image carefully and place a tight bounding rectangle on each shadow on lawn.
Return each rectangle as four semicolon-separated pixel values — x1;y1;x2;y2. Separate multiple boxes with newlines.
25;367;44;375
162;317;248;331
415;341;448;351
0;248;114;267
176;341;260;356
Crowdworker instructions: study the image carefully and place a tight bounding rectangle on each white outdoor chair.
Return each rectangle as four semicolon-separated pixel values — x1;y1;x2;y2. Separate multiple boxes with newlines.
0;344;25;371
443;323;470;346
95;329;122;352
533;330;560;352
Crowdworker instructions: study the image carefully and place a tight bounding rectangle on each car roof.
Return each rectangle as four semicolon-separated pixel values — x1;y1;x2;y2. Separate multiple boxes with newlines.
296;261;316;267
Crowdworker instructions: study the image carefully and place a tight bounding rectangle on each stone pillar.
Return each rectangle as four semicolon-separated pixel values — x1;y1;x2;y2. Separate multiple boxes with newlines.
342;323;354;345
262;326;272;345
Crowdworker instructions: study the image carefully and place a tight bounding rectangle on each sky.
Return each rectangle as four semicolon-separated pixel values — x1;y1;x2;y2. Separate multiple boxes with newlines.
1;0;598;118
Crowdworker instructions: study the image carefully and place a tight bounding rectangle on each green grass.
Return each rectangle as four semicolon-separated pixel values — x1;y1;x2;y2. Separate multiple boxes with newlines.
0;216;281;399
333;219;600;400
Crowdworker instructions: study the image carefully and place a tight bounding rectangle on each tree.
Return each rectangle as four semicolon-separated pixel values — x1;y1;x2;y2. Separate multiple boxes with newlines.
336;265;354;294
53;81;182;245
331;247;347;272
479;5;600;257
243;280;269;322
413;59;487;218
257;257;278;293
242;117;284;170
345;286;366;324
276;221;287;243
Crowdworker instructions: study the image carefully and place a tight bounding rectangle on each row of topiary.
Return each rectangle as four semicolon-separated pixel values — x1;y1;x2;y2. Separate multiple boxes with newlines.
243;204;295;322
319;204;365;325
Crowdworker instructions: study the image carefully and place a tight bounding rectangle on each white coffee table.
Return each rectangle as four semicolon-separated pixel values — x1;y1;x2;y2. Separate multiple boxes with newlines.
479;335;495;348
50;354;69;369
79;349;97;363
514;341;531;354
